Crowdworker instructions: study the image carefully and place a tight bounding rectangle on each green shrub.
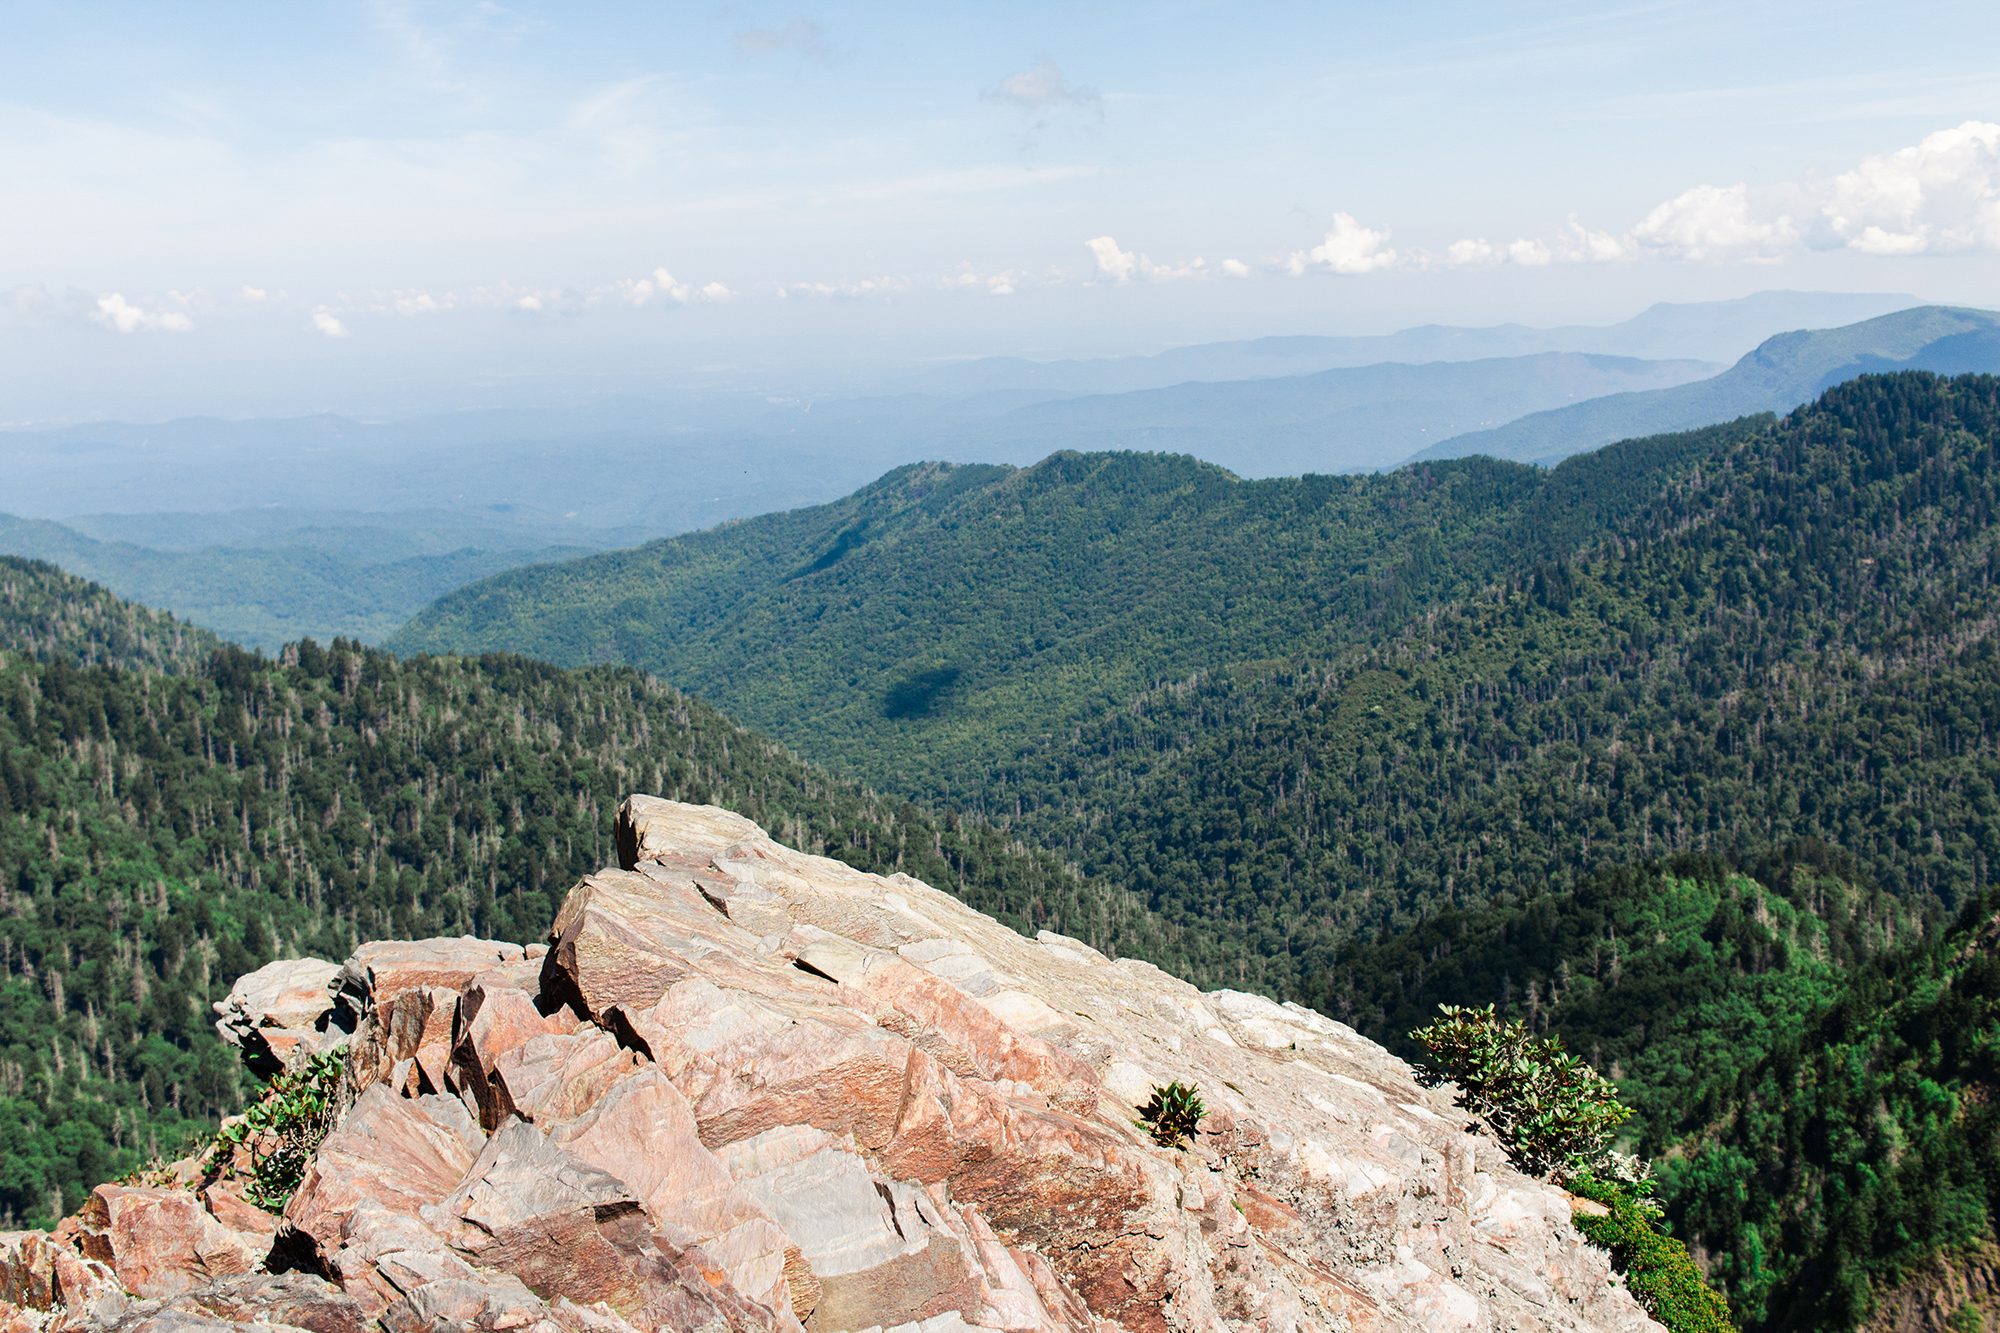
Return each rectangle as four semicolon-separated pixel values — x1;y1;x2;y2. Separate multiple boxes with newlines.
1410;1003;1631;1178
1568;1173;1736;1333
213;1050;349;1210
1411;1005;1733;1330
1137;1081;1206;1148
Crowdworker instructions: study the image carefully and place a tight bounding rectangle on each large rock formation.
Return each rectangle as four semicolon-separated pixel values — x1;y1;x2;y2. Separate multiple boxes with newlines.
0;796;1662;1333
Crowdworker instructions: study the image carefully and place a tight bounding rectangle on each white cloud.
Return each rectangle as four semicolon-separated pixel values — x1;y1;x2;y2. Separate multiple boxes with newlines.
90;293;191;333
1415;122;2000;274
1082;238;1221;282
392;291;442;315
1633;183;1799;262
1824;120;2000;255
1221;258;1250;277
698;281;733;301
1445;238;1496;266
241;285;267;302
1085;235;1136;281
310;309;349;338
779;275;913;299
1439;218;1627;269
1506;238;1553;266
619;267;691;306
989;58;1097;110
514;295;542;311
1559;217;1631;262
1290;213;1397;275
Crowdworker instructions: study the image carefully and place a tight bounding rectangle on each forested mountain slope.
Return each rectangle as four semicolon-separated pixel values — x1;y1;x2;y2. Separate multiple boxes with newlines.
976;373;2000;1001
0;565;1170;1228
0;513;590;651
389;417;1766;807
0;555;217;672
1414;305;2000;466
1665;884;2000;1332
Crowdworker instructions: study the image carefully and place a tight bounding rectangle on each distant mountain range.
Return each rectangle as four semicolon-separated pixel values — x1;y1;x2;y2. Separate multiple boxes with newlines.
896;289;1921;397
935;351;1722;474
385;415;1768;799
1411;305;2000;465
0;513;592;650
0;292;1933;535
12;292;1997;651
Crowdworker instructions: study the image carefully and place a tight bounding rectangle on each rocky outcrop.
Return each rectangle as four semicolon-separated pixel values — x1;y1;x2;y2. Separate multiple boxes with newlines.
1;795;1661;1333
211;956;345;1077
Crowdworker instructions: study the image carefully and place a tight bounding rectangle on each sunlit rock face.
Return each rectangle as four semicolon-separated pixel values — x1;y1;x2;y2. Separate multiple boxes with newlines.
1;795;1660;1333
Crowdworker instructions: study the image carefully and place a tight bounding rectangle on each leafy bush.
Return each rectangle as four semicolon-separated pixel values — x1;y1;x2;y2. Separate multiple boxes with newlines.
1137;1081;1206;1148
1568;1172;1736;1333
213;1051;349;1210
1412;1004;1733;1330
1410;1003;1630;1178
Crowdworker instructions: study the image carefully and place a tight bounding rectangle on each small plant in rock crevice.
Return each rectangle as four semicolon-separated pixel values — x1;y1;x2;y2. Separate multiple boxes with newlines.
1137;1081;1206;1149
211;1050;350;1211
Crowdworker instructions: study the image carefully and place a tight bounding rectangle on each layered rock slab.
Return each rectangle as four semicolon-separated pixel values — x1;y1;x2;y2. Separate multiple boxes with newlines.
6;794;1662;1333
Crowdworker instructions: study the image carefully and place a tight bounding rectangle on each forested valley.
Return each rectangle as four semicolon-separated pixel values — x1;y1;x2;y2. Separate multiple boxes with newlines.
13;373;2000;1330
0;558;1166;1228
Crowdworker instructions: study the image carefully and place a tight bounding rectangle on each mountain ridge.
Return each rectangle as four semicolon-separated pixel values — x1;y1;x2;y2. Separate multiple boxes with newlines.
1411;304;2000;466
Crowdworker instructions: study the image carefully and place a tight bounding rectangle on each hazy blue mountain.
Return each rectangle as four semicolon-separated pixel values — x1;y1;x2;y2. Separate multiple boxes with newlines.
1408;305;2000;466
0;409;907;532
898;290;1920;398
957;351;1720;474
0;514;591;650
57;505;673;559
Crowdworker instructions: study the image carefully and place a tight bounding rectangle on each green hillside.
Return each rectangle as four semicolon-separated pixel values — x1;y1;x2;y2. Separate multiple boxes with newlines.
0;555;218;673
1415;305;2000;466
0;563;1171;1228
971;374;2000;1001
0;514;590;651
388;417;1767;806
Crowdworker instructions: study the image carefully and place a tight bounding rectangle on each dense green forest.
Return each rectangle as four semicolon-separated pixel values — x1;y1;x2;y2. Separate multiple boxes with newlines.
968;374;2000;1003
388;415;1768;806
1327;850;1913;1142
1;556;217;673
1667;881;2000;1331
0;575;1174;1229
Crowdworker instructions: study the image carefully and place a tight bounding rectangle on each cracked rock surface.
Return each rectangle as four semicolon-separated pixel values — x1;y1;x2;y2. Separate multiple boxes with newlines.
1;795;1659;1333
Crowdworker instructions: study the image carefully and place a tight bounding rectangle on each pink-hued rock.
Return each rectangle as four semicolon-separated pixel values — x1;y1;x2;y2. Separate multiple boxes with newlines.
456;981;565;1080
488;1029;646;1130
427;1119;789;1333
0;1231;57;1313
547;1067;799;1319
74;1185;265;1299
117;1271;370;1332
211;956;342;1074
200;1183;279;1241
332;937;526;1031
58;793;1659;1333
284;1087;482;1250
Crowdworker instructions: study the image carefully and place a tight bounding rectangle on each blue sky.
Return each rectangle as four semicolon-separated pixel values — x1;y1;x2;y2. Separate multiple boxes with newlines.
5;0;2000;420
